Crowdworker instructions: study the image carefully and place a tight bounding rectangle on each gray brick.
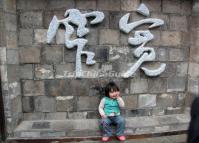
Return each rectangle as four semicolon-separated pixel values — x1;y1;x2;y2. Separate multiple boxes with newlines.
10;95;22;115
76;0;96;10
19;47;41;63
138;94;157;108
190;47;199;62
123;95;137;109
6;49;19;64
35;65;54;79
41;46;63;64
7;65;19;82
170;16;188;31
56;96;75;112
97;0;120;11
189;63;199;77
162;0;181;14
181;0;192;15
156;48;169;61
70;79;91;96
99;29;119;45
46;0;75;10
169;48;185;61
157;93;176;108
130;78;148;94
175;93;186;107
0;47;6;65
45;79;72;96
94;47;108;62
64;48;76;62
160;63;176;78
18;29;33;46
23;113;45;120
176;62;188;76
6;31;17;48
77;96;100;111
8;81;21;97
22;96;34;112
20;11;43;28
34;96;56;112
68;112;87;119
34;29;47;43
23;80;45;96
17;0;47;10
188;78;199;95
3;0;16;13
151;13;169;30
20;64;33;79
45;112;67;120
55;64;75;78
4;13;17;31
86;29;98;45
167;76;186;92
142;0;161;12
109;12;124;29
121;0;139;11
161;31;181;46
148;78;167;93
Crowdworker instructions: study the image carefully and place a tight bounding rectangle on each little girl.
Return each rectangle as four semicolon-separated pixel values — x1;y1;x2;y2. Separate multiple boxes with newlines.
99;81;126;142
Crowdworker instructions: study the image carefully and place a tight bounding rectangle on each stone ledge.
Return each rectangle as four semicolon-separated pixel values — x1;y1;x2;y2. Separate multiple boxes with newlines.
9;113;190;141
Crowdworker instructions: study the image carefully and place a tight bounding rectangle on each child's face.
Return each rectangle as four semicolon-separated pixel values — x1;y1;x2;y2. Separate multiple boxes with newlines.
109;91;119;99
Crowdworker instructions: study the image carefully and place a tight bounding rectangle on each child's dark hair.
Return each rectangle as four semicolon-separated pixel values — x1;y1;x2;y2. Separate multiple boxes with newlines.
105;81;120;97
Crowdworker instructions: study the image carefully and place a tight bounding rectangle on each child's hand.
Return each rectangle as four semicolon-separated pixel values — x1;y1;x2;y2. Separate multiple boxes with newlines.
116;91;121;98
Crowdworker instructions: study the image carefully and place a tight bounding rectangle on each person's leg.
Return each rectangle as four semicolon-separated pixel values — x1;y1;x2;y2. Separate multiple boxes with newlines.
112;116;125;136
100;117;113;137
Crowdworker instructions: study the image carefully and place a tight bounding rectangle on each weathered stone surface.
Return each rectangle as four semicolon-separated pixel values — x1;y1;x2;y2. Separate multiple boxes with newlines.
17;0;47;10
123;95;137;109
45;112;67;120
190;47;199;62
156;48;169;61
161;31;181;46
4;13;17;31
41;46;63;64
68;112;87;119
191;31;199;46
130;78;148;94
148;78;167;93
20;11;43;28
169;48;185;61
99;29;119;45
176;62;188;76
151;13;169;30
157;93;175;108
7;65;19;82
76;0;96;10
23;113;45;120
138;94;157;108
45;79;73;97
189;63;199;77
181;0;192;15
162;0;181;14
35;65;54;79
19;47;41;63
64;48;76;62
109;12;124;29
34;29;47;43
56;96;75;112
46;0;75;10
97;0;120;11
86;29;98;45
165;107;183;115
34;96;56;112
32;122;50;129
19;64;33;79
22;97;34;112
8;81;21;97
167;76;186;92
121;0;139;11
77;96;100;111
18;29;33;46
142;0;161;12
94;48;108;62
170;16;188;31
188;78;199;95
7;49;19;64
23;80;45;96
0;47;6;64
160;63;176;78
55;64;75;78
6;31;17;48
4;0;16;13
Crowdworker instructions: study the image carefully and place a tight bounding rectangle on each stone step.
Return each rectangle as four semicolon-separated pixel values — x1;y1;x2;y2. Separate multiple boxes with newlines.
9;113;190;141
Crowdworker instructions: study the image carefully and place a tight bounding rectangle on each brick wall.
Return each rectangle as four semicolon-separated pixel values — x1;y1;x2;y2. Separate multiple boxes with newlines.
14;0;193;120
